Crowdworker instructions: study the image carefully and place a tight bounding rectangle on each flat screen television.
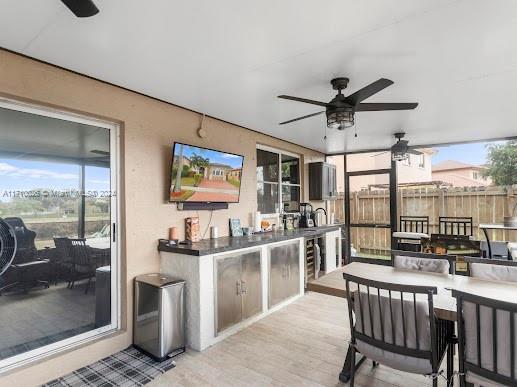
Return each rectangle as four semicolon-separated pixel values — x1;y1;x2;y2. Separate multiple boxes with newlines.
169;142;244;203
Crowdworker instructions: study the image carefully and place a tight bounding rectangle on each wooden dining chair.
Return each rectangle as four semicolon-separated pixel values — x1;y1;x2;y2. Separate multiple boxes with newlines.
453;288;517;387
464;256;517;282
343;273;453;387
391;250;456;274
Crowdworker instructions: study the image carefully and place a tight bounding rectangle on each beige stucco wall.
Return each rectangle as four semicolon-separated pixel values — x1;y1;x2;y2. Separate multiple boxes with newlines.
0;49;324;386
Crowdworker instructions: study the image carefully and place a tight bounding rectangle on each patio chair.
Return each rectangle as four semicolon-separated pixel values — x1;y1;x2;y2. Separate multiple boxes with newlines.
393;216;430;252
453;289;517;387
53;237;74;285
439;216;473;237
69;238;96;294
464;256;517;282
343;273;453;387
391;250;456;274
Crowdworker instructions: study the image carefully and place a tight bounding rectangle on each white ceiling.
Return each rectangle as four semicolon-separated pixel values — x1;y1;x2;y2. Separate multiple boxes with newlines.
1;0;517;154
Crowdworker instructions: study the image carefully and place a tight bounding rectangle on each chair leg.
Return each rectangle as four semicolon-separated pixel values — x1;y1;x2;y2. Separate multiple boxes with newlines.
349;346;356;387
433;377;437;387
85;277;91;294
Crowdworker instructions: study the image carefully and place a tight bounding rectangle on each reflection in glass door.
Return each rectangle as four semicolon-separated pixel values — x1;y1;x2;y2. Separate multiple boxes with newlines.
346;169;395;263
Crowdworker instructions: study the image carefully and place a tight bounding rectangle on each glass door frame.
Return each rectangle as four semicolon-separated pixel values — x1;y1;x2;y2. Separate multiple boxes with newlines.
0;97;121;373
344;160;397;266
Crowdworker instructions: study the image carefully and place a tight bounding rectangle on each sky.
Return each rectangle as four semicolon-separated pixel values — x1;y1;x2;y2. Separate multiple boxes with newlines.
173;143;244;169
0;158;110;202
430;140;507;166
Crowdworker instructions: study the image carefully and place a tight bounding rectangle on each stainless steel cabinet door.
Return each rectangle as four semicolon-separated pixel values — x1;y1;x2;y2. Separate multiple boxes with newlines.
240;250;262;320
285;241;300;297
269;241;300;307
269;244;288;308
215;255;242;333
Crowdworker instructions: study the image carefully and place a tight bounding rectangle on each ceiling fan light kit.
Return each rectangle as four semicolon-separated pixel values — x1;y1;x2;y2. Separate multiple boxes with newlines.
278;76;418;135
61;0;99;18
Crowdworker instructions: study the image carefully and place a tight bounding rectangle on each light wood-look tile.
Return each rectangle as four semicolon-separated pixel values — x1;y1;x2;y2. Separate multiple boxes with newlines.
149;292;450;386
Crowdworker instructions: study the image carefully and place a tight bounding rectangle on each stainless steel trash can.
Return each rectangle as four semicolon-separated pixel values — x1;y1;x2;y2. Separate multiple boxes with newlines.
134;273;185;361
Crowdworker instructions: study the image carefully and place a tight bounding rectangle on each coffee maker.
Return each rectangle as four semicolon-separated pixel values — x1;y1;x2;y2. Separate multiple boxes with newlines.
299;203;314;228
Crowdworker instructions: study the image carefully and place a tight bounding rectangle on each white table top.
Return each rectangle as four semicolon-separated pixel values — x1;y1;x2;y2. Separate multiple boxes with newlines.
342;262;517;321
479;223;517;230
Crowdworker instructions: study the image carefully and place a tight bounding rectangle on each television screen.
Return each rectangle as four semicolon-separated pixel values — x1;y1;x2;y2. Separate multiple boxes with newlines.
169;142;244;203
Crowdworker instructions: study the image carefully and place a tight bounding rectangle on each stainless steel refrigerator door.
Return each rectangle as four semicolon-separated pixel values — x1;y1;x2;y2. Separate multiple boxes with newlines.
159;283;185;357
215;254;243;333
240;250;262;320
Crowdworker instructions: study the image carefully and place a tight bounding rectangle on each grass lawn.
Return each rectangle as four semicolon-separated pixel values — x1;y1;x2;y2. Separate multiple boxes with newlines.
170;190;194;201
180;177;195;186
228;178;241;188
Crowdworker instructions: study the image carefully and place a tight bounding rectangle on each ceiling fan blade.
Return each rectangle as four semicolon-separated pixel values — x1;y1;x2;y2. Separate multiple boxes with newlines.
370;151;389;157
279;111;325;125
407;148;423;155
61;0;99;17
277;95;328;107
356;102;419;111
344;78;394;105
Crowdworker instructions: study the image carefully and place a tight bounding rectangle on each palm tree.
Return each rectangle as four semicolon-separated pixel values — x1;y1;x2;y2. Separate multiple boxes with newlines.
173;144;184;193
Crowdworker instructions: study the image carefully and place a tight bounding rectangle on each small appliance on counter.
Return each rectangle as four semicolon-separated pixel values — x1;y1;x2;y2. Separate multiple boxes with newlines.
299;203;314;228
312;207;327;227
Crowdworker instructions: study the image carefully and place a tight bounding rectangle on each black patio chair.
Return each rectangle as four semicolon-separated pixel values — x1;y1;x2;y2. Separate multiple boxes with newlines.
439;216;473;237
453;289;517;386
68;238;96;294
343;272;453;387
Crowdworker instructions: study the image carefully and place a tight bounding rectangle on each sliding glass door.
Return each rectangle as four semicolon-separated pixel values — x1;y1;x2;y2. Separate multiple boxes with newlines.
0;98;119;370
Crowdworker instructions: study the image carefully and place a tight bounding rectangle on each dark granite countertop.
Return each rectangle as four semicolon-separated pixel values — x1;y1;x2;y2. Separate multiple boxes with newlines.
158;224;343;256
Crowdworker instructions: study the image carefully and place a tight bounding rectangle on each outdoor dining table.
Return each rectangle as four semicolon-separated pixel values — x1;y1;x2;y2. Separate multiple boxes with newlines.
338;262;517;385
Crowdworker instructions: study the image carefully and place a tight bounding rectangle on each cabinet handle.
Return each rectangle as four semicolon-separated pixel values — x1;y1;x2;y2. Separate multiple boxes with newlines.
241;280;247;295
236;280;241;295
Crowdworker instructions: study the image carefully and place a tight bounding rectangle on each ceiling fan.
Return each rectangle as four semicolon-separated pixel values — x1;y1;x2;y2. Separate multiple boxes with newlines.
61;0;99;17
278;77;418;130
372;132;422;161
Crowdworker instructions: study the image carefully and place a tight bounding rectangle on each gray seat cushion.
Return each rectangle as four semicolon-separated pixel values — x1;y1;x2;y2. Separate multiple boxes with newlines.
394;255;450;274
354;289;433;374
470;263;517;283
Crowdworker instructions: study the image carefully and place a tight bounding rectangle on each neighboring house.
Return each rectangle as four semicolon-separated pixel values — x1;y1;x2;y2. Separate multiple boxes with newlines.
227;168;242;180
328;148;435;192
205;163;232;181
432;160;491;187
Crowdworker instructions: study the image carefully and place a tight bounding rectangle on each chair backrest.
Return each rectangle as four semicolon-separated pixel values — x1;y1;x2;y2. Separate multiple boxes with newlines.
464;256;517;282
391;250;456;274
70;238;91;266
453;289;517;386
54;237;73;263
399;216;429;234
343;273;444;373
439;216;473;236
4;217;37;263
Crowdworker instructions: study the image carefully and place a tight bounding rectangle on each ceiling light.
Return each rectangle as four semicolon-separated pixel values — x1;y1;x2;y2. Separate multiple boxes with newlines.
61;0;99;18
326;107;354;130
392;150;408;162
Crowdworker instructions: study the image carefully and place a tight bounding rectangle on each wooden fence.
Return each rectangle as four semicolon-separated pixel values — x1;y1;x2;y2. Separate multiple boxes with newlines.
328;185;517;256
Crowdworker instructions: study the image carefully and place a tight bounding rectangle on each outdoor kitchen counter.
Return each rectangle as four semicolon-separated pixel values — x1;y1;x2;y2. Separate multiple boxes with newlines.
158;224;343;256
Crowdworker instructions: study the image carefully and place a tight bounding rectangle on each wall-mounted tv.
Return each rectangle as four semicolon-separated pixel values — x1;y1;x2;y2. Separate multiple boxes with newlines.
169;142;244;203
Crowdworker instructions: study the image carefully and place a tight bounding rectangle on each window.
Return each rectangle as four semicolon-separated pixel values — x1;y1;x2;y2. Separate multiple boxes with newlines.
418;154;425;168
473;171;479;179
256;146;300;214
0;99;119;370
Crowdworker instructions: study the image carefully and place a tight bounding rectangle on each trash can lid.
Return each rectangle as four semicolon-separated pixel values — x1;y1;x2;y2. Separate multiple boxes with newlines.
135;273;185;288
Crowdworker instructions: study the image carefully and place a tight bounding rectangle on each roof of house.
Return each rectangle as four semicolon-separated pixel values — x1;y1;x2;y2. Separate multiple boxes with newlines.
432;160;485;172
